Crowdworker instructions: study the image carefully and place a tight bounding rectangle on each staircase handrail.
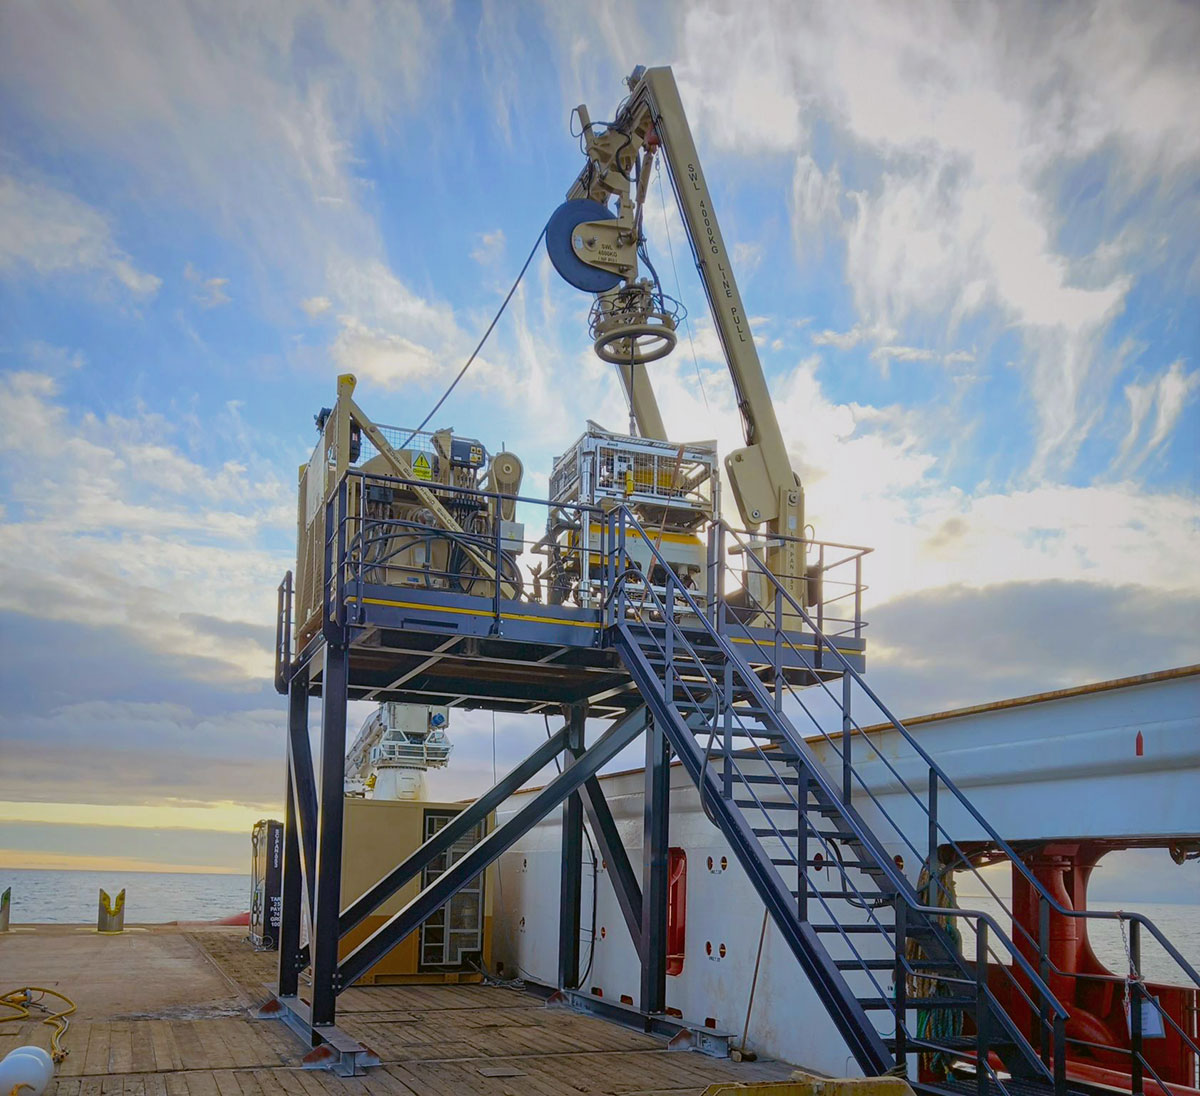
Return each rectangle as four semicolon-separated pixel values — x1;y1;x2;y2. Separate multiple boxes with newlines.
605;504;1072;1026
721;520;1200;992
613;568;1060;1086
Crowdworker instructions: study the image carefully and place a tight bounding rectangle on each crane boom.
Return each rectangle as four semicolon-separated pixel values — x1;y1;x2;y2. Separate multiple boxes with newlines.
558;65;805;598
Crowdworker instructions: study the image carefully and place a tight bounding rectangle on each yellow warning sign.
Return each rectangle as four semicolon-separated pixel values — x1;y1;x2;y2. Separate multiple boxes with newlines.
413;453;432;481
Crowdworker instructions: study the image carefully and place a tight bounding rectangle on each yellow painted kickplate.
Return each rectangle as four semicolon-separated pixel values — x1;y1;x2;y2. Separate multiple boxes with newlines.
703;1073;915;1096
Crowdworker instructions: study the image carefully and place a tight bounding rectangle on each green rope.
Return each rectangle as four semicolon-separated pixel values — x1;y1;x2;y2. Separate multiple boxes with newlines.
906;859;965;1078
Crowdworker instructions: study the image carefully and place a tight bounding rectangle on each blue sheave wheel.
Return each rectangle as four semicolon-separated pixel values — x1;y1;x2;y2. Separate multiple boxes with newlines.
545;199;623;293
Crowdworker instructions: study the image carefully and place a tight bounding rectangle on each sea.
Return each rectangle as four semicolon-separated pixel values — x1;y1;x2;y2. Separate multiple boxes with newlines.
955;894;1198;987
0;868;252;925
1;868;1196;986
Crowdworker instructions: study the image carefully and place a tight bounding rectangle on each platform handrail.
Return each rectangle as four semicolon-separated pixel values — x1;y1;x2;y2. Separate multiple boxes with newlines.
309;467;870;640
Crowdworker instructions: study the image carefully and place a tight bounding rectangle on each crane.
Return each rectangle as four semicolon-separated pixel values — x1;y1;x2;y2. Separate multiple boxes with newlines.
545;64;807;603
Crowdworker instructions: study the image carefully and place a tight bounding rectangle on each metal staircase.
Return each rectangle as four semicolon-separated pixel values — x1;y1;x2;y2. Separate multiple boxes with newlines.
602;505;1200;1096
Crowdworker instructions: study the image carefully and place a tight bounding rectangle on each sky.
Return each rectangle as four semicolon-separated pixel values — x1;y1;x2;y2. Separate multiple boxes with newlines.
0;1;1197;883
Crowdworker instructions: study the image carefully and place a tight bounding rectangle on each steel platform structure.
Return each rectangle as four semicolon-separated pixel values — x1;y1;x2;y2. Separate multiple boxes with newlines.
264;468;870;1073
264;469;1200;1093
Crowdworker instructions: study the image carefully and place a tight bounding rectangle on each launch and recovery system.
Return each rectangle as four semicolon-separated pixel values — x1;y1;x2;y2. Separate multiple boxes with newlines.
269;61;880;1075
272;65;875;1060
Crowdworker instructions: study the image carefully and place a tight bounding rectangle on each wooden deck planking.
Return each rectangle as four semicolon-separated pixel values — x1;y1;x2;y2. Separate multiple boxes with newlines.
0;927;795;1093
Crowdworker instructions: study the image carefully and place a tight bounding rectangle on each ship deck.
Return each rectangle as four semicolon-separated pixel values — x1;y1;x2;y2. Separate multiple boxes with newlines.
0;924;795;1093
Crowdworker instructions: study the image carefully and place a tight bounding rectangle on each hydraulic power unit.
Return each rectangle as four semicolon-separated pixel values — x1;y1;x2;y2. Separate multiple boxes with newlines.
294;379;525;648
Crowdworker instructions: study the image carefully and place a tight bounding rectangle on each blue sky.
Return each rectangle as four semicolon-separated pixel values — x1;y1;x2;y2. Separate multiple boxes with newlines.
0;0;1197;874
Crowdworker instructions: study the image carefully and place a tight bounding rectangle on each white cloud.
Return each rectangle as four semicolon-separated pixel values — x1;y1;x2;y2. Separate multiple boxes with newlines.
0;2;447;308
301;296;332;318
732;241;764;274
869;581;1200;715
324;259;479;391
21;342;87;374
674;10;803;153
0;174;160;296
472;229;507;266
641;340;1199;620
670;0;1199;473
0;700;285;810
1118;359;1200;471
790;154;842;254
0;369;289;680
810;321;897;350
870;345;936;364
331;316;447;388
184;262;230;308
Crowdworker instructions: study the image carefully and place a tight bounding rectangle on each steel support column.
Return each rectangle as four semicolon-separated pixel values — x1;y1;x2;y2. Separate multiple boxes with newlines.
640;716;670;1014
278;674;309;997
286;676;318;917
310;644;349;1028
558;703;587;989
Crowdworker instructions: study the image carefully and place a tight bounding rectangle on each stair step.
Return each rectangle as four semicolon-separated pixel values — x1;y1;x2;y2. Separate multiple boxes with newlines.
812;924;895;935
859;995;975;1011
675;704;774;720
805;847;887;864
704;749;796;762
884;1035;1014;1054
699;730;789;741
802;858;884;873
772;855;881;873
734;799;796;811
835;958;900;971
810;923;939;938
640;650;725;663
833;958;962;972
734;795;850;812
731;772;795;785
800;889;897;901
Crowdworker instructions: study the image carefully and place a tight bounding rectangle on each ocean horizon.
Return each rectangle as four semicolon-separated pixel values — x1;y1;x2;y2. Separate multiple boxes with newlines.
1;866;252;926
2;866;1196;988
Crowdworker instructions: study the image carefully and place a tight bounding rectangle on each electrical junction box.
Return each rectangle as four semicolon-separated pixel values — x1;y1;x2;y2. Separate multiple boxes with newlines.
500;520;525;553
450;437;485;468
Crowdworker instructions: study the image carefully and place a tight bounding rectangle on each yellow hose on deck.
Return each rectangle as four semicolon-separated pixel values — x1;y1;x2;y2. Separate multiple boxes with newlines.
0;987;76;1063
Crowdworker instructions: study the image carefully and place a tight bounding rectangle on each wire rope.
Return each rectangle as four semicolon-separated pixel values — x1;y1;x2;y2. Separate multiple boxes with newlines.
397;223;548;451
